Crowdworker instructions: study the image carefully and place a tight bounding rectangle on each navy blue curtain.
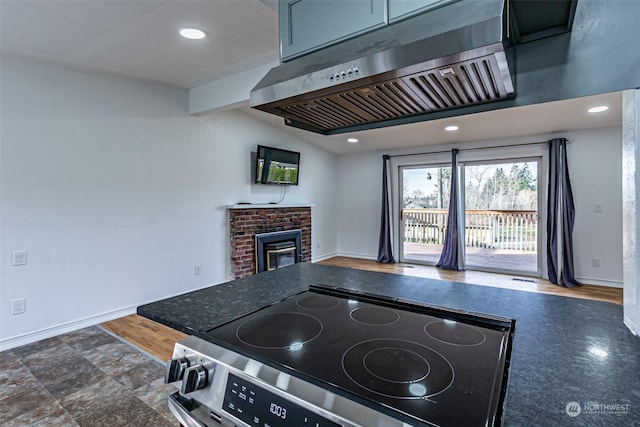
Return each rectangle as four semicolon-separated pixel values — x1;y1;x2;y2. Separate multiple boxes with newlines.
377;155;395;263
547;138;581;287
437;149;464;271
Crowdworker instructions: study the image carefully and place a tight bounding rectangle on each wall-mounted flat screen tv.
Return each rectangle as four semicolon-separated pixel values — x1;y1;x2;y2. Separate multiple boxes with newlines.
255;145;300;185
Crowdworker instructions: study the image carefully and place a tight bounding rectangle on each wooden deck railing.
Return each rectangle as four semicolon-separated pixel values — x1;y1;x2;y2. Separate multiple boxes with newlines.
403;209;538;251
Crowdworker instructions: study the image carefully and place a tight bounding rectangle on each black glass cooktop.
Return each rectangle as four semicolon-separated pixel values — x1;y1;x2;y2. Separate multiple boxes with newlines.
204;286;515;426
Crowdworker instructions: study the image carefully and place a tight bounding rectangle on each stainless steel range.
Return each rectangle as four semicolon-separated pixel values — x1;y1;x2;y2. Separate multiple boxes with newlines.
165;285;515;426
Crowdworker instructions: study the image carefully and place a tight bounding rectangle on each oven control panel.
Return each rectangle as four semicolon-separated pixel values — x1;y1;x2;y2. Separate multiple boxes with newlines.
166;335;412;427
223;373;340;427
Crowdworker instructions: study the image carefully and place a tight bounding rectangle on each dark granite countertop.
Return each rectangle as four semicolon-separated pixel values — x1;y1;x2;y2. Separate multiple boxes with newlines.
138;263;640;426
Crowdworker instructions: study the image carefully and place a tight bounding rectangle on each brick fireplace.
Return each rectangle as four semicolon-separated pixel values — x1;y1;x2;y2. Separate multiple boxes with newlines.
229;205;312;279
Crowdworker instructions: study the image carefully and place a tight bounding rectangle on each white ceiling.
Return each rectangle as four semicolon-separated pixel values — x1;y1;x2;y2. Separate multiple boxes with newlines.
0;0;622;155
0;0;279;88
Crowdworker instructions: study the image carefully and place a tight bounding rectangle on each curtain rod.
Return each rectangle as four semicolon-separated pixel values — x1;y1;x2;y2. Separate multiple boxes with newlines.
386;139;571;159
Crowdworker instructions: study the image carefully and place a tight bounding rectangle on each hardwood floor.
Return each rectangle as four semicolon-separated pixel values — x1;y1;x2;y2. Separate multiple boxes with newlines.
102;256;622;360
318;256;623;305
102;314;187;361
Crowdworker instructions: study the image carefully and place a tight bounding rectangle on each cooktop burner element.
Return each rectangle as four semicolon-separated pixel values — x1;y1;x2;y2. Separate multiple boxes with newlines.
200;286;515;426
425;320;487;346
343;338;454;399
296;294;341;309
350;306;400;325
236;312;322;349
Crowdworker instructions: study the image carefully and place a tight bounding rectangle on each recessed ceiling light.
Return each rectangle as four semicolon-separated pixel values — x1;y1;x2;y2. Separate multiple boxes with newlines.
347;138;359;143
588;105;608;113
444;125;459;132
179;28;206;40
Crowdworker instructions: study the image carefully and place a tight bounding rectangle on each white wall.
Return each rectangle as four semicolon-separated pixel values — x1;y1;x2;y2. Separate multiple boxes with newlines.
569;127;623;287
336;128;623;287
336;152;383;259
0;57;337;348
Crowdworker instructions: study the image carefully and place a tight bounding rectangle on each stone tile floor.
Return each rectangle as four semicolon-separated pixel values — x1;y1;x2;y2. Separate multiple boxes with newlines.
0;326;176;426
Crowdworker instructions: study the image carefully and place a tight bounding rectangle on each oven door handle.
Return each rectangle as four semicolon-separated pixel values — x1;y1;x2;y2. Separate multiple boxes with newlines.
168;392;208;427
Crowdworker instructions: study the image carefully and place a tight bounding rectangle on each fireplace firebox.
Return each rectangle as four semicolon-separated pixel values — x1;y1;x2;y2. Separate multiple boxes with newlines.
255;230;302;274
264;241;296;270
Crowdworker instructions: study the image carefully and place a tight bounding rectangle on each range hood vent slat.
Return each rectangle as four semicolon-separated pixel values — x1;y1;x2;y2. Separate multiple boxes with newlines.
374;82;428;116
477;59;500;100
351;87;408;119
384;81;432;113
449;75;474;104
459;65;483;102
342;92;388;121
314;101;364;127
319;97;375;124
410;74;451;109
442;77;466;106
283;104;343;129
361;90;402;119
311;101;359;126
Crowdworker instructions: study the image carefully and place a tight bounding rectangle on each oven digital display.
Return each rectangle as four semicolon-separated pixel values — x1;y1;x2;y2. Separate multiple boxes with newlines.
223;373;341;427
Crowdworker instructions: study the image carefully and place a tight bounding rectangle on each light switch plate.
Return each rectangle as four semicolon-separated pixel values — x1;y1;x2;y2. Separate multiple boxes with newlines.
12;250;27;266
11;298;26;315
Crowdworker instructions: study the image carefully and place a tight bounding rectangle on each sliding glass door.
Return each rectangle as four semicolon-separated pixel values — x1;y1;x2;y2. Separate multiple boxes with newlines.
463;160;539;274
400;165;451;265
400;159;540;275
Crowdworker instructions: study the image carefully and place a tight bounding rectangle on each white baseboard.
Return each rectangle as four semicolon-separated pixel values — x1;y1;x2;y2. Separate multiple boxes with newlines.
311;252;338;262
624;317;638;336
335;251;377;261
574;276;623;288
0;306;137;352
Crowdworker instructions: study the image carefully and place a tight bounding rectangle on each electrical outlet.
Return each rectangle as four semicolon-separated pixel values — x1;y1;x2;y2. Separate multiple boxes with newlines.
194;265;202;276
11;298;26;315
592;257;601;268
12;250;27;266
